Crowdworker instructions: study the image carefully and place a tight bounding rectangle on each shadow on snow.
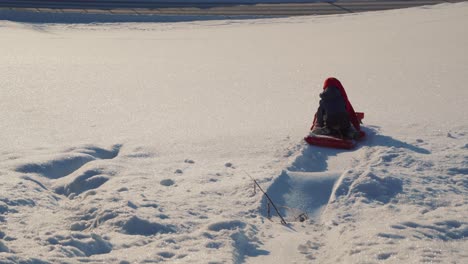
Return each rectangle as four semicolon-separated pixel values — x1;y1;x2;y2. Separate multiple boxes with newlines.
261;146;344;220
260;126;429;221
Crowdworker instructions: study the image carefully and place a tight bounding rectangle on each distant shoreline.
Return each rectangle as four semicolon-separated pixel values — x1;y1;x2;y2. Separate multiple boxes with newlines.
0;0;462;17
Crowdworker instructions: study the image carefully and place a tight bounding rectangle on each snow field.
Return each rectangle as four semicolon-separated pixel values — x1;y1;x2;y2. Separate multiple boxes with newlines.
1;2;468;263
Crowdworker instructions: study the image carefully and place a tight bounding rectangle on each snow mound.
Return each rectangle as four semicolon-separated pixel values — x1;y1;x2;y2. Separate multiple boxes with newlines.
0;197;35;208
46;233;112;257
14;145;121;179
15;153;96;180
336;170;403;203
53;167;116;197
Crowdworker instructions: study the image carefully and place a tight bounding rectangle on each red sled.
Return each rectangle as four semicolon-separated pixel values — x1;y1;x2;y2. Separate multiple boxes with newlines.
305;112;365;149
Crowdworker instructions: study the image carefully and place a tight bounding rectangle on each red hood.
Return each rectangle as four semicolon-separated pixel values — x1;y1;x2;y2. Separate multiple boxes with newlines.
323;77;349;101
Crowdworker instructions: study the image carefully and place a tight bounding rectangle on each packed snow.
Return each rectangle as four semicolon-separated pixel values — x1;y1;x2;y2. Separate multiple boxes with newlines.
0;2;467;263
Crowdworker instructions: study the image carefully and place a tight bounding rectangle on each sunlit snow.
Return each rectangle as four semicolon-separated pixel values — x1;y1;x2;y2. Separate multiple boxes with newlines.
0;3;467;263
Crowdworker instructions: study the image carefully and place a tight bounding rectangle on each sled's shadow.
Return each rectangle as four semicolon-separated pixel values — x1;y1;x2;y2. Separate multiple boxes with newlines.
360;126;431;154
260;126;430;221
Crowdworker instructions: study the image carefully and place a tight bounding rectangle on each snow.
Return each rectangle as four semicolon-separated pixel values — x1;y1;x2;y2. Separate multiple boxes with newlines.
1;2;468;263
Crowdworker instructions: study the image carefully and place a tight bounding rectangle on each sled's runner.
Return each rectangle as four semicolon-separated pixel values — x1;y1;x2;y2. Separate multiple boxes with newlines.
305;132;356;149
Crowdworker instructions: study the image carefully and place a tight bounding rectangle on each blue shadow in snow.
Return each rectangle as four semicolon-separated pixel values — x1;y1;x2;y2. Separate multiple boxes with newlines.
232;230;269;264
260;145;344;219
261;170;340;218
360;127;431;154
259;125;429;221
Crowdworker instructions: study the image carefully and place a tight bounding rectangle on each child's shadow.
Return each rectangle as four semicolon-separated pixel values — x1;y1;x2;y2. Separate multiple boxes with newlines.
288;126;430;174
360;126;431;155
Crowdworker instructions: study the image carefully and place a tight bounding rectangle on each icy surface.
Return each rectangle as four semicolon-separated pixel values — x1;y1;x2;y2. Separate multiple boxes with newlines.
1;3;467;263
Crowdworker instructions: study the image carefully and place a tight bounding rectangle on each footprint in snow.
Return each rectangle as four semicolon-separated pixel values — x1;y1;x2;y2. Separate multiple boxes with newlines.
224;162;235;168
160;179;175;186
377;252;396;260
0;241;9;253
297;240;322;260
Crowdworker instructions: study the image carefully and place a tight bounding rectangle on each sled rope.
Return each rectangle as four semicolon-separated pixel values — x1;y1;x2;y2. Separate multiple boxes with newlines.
244;171;287;225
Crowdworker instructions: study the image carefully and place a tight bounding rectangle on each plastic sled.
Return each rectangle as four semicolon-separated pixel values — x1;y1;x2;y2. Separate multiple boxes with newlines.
305;112;365;149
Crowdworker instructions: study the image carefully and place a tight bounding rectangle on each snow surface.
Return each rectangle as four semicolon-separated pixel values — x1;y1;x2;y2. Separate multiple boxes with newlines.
1;2;467;263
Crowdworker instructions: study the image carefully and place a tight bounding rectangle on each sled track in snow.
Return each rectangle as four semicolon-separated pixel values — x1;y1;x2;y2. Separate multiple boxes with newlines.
261;145;345;223
260;128;427;223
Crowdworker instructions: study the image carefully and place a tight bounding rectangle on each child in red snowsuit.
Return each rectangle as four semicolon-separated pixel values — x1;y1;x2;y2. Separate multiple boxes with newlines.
311;77;362;139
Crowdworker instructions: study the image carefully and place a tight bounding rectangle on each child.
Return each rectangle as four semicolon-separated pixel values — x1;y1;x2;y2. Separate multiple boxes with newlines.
311;77;361;139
